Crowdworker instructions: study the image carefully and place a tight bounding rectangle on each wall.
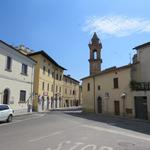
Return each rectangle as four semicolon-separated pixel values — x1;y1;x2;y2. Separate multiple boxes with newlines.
82;77;95;112
82;67;134;117
63;76;80;107
0;42;35;115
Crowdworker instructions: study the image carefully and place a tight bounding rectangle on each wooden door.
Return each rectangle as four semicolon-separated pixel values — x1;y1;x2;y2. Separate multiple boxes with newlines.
114;101;120;115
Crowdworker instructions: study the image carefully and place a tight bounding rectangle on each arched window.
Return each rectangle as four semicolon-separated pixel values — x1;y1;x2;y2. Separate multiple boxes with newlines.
93;50;97;60
3;89;10;104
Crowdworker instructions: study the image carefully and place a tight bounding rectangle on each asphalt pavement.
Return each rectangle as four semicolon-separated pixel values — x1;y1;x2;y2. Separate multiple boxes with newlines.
0;111;150;150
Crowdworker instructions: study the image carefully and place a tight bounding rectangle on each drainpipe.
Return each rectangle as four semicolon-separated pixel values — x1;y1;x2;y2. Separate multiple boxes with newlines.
30;64;34;112
53;67;56;108
93;76;96;113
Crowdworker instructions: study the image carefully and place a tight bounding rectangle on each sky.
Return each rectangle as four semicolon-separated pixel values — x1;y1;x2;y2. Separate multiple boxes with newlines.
0;0;150;81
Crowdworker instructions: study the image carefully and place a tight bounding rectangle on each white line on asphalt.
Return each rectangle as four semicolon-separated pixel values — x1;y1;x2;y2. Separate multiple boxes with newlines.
82;125;150;142
29;131;64;143
0;115;45;127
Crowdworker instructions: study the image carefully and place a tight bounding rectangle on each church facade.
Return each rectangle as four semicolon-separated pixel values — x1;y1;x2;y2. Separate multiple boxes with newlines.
81;33;150;120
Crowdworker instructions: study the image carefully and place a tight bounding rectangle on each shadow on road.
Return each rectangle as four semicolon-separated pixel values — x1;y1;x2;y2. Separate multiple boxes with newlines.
66;112;150;135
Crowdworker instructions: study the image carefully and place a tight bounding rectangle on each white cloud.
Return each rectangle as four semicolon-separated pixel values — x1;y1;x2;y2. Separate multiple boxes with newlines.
83;15;150;37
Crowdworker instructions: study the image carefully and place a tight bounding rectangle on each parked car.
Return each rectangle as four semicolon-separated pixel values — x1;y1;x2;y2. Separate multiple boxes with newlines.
0;104;14;122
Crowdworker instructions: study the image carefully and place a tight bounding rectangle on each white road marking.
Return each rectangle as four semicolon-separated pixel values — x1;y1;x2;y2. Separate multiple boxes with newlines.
80;144;97;150
82;125;150;142
99;146;113;150
46;141;114;150
29;131;64;143
51;141;71;150
69;142;84;150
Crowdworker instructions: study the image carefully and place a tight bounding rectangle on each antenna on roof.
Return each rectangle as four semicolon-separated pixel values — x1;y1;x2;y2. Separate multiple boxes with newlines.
129;53;132;64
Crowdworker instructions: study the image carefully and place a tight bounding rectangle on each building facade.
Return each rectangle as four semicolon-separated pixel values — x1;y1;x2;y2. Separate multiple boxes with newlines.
0;40;35;115
82;33;150;120
28;51;65;112
82;65;133;117
130;43;150;120
63;75;80;107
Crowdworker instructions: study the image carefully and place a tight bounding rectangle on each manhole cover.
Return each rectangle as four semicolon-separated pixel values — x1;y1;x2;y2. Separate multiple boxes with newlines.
118;141;135;148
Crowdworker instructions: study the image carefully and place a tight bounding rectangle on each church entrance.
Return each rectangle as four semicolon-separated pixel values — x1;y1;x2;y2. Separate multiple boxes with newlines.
97;97;102;113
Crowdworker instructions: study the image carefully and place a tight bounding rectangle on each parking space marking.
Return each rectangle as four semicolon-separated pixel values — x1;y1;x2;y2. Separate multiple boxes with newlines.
29;131;64;143
82;124;150;142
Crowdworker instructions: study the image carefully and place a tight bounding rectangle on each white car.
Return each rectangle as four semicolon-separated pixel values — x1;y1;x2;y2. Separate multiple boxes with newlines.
0;104;14;122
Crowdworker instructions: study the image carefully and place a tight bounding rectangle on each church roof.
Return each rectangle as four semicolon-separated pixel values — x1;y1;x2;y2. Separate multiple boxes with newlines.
91;32;99;41
81;64;131;80
133;42;150;50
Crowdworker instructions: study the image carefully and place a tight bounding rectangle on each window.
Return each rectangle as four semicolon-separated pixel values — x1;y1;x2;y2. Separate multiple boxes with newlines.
87;83;90;91
48;69;50;76
59;87;61;93
42;82;45;90
21;64;28;75
43;66;46;74
56;86;58;92
65;88;67;94
98;85;101;90
47;83;49;91
70;90;72;95
73;90;75;95
113;78;119;89
19;90;26;103
59;75;62;81
93;50;97;60
56;74;58;80
0;105;9;111
6;56;12;71
51;84;53;92
52;72;54;78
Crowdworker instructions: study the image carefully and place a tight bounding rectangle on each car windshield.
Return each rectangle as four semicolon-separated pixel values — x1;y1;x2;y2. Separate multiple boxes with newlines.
0;105;9;111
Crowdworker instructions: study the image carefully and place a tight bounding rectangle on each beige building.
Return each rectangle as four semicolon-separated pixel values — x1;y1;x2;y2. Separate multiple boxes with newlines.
63;75;80;107
82;65;133;117
130;42;150;120
81;33;134;118
28;51;66;112
0;40;36;115
82;33;150;120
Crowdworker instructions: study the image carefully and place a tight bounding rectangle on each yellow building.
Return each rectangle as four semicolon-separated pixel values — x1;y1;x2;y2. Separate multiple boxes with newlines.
63;75;80;107
28;51;66;112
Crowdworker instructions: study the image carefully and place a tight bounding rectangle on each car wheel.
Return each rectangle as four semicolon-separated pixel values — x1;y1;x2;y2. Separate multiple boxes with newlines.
7;115;13;122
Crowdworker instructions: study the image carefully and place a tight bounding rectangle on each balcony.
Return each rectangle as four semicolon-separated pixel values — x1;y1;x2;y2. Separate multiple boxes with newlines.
130;81;150;91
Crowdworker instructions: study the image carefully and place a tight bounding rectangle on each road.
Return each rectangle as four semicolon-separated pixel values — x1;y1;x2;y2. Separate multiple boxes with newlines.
0;111;150;150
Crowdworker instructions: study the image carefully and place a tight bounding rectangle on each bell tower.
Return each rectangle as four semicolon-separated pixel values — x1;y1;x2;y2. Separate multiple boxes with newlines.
88;32;102;75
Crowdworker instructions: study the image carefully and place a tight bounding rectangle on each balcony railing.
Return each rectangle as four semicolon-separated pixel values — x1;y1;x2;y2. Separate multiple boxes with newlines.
130;81;150;91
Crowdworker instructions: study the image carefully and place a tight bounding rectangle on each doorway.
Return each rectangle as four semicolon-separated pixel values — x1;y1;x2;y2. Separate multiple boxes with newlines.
97;97;102;113
134;96;148;120
114;101;120;115
3;89;10;104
